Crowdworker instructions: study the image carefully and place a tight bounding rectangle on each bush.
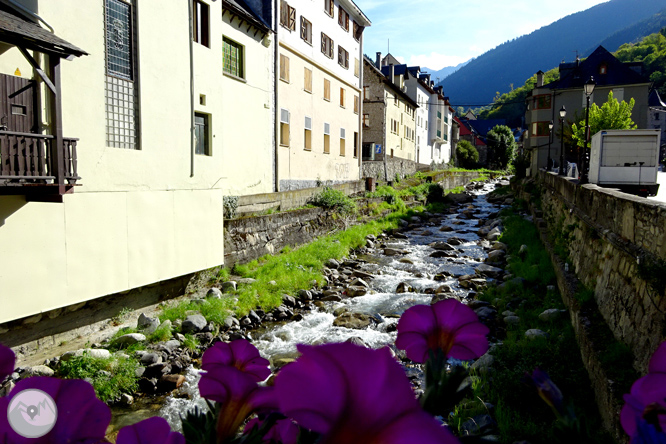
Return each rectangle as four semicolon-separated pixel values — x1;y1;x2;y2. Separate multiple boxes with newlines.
456;140;479;168
487;124;517;169
512;152;531;178
309;187;356;214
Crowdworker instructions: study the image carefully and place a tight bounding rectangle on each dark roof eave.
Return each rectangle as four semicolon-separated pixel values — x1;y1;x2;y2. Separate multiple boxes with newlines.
223;0;272;34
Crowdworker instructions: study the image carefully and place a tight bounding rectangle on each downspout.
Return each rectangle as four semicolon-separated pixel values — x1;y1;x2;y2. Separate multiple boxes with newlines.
188;0;195;177
358;34;363;181
273;0;279;192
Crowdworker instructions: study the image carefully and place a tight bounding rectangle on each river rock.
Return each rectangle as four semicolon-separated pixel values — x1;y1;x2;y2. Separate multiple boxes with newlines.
346;336;369;348
349;278;369;288
444;192;473;204
238;278;257;285
539;309;565;321
24;365;54;378
114;333;147;346
471;353;495;373
138;378;157;394
393;232;408;239
487;227;502;242
518;244;528;257
346;286;368;297
248;310;262;324
475;264;503;279
159;375;186;392
502;310;516;317
333;313;371;329
120;393;134;406
485;250;505;263
525;329;548;340
396;282;412;293
326;258;340;269
430;241;455;251
137;314;161;334
399;258;415;264
298;290;313;301
61;348;111;362
430;251;455;258
182;315;207;333
435;284;452;294
474;306;497;320
384;248;407;256
206;288;223;299
352;270;373;280
504;315;520;325
140;353;162;366
221;281;237;292
164;340;181;350
491;242;507;251
223;316;240;329
461;414;497;436
322;294;342;302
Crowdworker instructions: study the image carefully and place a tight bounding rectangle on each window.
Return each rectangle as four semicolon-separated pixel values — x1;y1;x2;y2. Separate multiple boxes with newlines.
223;37;244;79
304;67;312;93
340;87;346;107
304;116;312;150
394;95;398;107
300;17;312;44
280;108;290;146
194;113;210;155
533;94;551;110
338;6;349;31
324;78;331;101
192;0;209;47
354;95;359;114
338;46;349;69
363;113;369;128
599;62;608;75
321;33;334;58
324;123;331;153
363;86;369;100
105;0;139;150
354;58;359;77
280;54;290;82
340;128;346;156
325;0;334;17
425;121;428;130
531;121;551;137
353;21;362;42
280;1;295;31
353;132;358;158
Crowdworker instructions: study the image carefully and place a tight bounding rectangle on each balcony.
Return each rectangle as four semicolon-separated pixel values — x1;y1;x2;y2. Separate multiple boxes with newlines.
0;131;79;200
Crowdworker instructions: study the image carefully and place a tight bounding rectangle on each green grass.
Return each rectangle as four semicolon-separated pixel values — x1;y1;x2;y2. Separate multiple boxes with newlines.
147;322;173;342
57;352;139;403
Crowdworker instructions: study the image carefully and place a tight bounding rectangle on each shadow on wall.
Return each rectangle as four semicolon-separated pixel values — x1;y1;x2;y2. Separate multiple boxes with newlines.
0;195;27;227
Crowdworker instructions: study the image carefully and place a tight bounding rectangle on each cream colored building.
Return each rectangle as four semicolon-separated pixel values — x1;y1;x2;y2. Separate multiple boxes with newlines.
0;0;273;327
276;0;370;190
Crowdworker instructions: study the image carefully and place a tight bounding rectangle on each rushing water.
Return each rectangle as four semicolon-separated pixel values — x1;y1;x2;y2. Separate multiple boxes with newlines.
153;180;503;432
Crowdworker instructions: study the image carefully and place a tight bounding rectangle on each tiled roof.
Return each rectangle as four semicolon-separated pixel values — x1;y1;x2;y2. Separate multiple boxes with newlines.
224;0;271;32
0;8;86;57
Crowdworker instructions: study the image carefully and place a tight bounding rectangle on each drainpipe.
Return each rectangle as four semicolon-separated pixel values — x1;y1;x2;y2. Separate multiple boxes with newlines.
273;0;279;192
188;0;195;177
358;34;363;180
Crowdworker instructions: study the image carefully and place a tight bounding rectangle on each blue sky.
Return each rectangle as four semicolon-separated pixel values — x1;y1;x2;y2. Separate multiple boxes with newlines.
355;0;609;71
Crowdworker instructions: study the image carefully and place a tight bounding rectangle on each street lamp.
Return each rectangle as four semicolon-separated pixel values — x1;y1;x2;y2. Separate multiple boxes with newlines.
547;120;554;171
580;77;596;184
558;106;567;175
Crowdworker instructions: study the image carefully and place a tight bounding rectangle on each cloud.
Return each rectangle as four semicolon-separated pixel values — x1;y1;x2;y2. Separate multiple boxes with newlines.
406;52;469;71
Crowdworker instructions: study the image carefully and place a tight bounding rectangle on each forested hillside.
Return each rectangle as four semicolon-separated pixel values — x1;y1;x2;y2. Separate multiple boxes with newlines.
439;0;666;106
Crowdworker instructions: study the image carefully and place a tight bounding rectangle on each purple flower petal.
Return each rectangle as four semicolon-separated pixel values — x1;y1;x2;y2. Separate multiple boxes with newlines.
202;339;270;382
621;373;666;436
649;342;666;374
199;363;259;404
0;377;110;444
275;342;460;444
264;419;300;444
396;299;489;363
0;343;15;382
117;417;185;444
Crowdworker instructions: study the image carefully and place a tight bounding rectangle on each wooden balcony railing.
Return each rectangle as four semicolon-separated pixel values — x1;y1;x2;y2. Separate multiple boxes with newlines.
0;130;79;192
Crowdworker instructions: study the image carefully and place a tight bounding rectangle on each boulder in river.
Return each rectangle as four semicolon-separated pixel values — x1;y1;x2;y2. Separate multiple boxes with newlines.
332;313;371;329
475;264;503;279
395;282;412;293
346;286;368;297
429;241;455;251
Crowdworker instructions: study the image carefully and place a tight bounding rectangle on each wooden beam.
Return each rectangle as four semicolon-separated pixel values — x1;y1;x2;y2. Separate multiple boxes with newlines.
49;55;64;187
17;46;57;95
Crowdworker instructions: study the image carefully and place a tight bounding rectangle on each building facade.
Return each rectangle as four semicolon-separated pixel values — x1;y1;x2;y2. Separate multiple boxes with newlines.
0;0;271;326
525;46;651;173
276;0;370;190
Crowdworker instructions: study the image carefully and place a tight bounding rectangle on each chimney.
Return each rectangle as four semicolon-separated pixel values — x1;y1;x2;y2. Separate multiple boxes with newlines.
536;70;544;87
389;65;394;84
375;52;382;69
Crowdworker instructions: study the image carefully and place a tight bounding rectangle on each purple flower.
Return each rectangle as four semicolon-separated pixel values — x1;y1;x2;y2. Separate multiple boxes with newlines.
528;368;565;418
0;377;110;444
622;342;666;439
0;343;15;382
243;417;300;444
274;342;460;444
395;299;489;363
116;417;185;444
199;364;276;442
202;339;271;382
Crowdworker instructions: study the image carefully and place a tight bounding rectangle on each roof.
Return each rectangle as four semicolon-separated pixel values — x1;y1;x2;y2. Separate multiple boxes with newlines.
224;0;271;33
363;58;418;108
466;119;506;137
544;46;649;90
380;64;409;78
0;7;86;57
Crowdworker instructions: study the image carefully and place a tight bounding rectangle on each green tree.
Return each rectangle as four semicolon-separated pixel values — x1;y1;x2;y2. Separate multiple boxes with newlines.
456;140;479;168
486;124;517;169
570;91;637;147
615;29;666;95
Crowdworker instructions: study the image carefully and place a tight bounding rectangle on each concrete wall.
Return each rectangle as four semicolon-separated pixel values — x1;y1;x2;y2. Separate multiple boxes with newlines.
531;171;666;373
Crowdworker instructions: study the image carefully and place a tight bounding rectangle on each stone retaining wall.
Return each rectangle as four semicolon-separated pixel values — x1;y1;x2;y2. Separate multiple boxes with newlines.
362;158;417;181
529;171;666;374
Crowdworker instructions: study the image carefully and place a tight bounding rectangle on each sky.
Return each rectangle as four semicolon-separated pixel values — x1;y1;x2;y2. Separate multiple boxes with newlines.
354;0;610;72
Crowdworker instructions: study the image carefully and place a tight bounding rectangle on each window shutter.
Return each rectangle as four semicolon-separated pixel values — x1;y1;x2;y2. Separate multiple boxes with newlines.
280;108;290;124
324;78;330;100
300;17;307;40
324;123;330;135
280;1;287;27
345;50;349;68
304;116;312;130
354;95;359;113
288;5;296;31
304;68;312;92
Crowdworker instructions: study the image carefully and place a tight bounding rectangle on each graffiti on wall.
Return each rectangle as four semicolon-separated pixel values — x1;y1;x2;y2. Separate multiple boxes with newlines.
335;163;350;179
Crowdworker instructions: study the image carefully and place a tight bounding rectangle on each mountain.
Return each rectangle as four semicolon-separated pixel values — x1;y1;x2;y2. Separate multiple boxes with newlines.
421;61;470;84
592;9;666;53
438;0;666;106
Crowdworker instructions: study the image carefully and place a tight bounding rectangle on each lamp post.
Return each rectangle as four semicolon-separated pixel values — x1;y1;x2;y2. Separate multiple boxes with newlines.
558;106;566;175
580;77;596;184
547;120;553;171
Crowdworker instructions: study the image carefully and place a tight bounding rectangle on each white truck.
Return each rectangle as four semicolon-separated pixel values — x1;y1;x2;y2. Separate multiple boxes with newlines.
589;129;661;197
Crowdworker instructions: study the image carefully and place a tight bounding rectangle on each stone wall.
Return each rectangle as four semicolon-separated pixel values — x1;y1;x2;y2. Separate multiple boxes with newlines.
362;158;417;181
529;171;666;373
236;181;365;216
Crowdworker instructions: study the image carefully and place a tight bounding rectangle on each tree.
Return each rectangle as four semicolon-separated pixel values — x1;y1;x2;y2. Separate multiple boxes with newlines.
571;91;637;147
456;140;479;168
486;125;517;169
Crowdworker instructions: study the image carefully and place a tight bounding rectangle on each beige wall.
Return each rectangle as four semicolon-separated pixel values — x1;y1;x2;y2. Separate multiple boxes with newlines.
0;0;239;324
385;89;416;161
